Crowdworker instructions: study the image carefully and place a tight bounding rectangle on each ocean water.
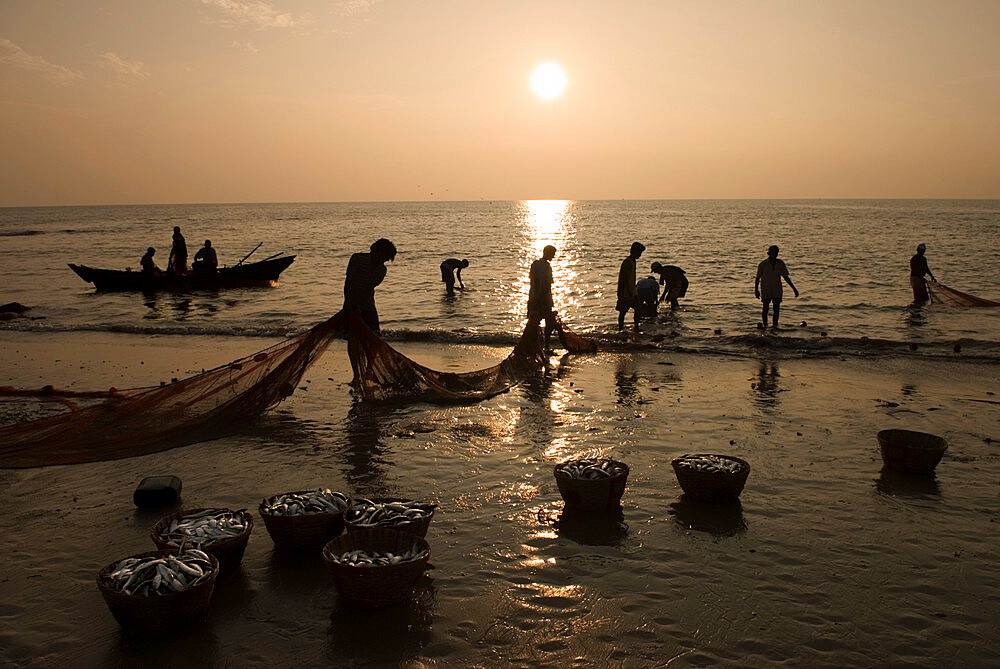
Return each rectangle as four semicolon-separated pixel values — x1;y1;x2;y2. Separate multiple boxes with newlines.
2;199;999;359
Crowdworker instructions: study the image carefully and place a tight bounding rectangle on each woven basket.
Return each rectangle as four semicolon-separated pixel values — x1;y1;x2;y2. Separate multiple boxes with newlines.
878;429;948;474
259;491;352;553
553;459;629;511
344;498;435;537
150;507;253;576
322;528;431;608
671;454;750;503
96;550;219;636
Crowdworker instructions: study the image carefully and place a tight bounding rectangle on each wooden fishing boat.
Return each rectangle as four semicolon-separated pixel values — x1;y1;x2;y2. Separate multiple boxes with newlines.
68;255;295;292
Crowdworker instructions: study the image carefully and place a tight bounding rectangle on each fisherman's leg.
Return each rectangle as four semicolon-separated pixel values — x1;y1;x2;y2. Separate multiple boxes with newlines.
360;309;380;334
618;308;625;330
772;300;781;327
761;300;770;327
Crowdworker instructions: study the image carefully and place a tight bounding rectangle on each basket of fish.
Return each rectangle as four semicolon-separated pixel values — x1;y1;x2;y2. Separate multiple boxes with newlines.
344;498;436;537
553;458;630;511
259;489;352;552
877;429;948;474
671;454;750;503
96;547;219;636
322;528;431;608
151;507;253;575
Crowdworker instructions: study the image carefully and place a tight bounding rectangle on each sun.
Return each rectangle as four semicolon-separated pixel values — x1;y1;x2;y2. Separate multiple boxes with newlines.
529;62;568;101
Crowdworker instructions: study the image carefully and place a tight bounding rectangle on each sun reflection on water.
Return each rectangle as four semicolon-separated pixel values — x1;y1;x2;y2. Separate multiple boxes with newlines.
511;200;581;324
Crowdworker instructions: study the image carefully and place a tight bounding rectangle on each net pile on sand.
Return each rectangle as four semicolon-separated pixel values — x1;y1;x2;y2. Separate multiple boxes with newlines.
0;311;595;468
927;281;1000;308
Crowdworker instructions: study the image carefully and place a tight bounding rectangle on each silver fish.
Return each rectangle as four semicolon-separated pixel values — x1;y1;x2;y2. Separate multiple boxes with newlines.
261;489;350;516
675;455;744;474
160;509;249;547
326;545;426;566
555;458;628;480
105;547;215;597
344;499;435;528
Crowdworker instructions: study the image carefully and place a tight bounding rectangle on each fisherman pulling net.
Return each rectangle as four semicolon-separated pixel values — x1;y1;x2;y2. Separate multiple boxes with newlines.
0;311;595;468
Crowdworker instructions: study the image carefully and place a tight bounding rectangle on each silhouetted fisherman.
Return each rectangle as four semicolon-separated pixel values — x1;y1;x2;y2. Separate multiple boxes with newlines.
754;245;798;328
192;240;218;273
140;247;160;275
636;275;659;319
168;226;187;274
650;262;688;310
910;243;935;303
528;245;557;350
440;258;469;295
344;238;397;334
617;242;645;330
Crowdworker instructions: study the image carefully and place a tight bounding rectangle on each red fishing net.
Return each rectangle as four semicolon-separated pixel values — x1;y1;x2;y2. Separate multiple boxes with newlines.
927;281;1000;307
0;311;595;468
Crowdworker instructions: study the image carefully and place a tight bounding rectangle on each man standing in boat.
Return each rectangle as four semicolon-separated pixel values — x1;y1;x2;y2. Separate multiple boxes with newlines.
909;243;935;303
168;226;188;274
192;240;218;273
344;238;397;334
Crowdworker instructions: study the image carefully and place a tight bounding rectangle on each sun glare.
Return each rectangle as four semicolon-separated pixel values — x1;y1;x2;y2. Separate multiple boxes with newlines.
529;62;568;101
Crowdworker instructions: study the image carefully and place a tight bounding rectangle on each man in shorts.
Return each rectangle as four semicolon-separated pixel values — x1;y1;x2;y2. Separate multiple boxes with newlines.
754;245;798;328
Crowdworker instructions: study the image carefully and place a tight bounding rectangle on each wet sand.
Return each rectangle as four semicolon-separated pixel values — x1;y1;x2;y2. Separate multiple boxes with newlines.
1;331;999;667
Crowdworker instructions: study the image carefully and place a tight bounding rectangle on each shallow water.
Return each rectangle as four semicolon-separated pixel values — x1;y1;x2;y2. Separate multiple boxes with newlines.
1;335;998;667
2;199;999;359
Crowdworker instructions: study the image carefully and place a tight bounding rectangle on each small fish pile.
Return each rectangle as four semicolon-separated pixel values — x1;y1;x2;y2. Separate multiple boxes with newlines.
555;458;628;480
675;455;744;474
261;489;350;516
326;545;427;567
159;508;250;547
345;499;435;529
103;547;215;596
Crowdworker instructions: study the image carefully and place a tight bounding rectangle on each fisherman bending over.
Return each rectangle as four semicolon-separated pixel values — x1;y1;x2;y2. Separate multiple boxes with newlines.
651;262;688;310
344;238;397;334
192;240;218;273
636;275;660;319
440;258;469;295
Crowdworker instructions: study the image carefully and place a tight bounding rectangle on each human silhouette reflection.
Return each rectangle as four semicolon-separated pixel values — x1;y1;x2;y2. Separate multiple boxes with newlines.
670;495;746;537
341;400;396;495
751;361;782;412
515;354;571;450
615;356;639;406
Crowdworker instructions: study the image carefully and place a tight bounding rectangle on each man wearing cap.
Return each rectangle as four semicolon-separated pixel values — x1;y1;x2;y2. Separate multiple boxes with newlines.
910;243;935;303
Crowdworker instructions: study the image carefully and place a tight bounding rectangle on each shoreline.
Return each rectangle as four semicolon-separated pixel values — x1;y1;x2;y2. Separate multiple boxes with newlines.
1;330;999;666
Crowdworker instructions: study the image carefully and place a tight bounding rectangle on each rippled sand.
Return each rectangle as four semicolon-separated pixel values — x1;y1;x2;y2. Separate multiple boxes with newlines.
1;332;999;667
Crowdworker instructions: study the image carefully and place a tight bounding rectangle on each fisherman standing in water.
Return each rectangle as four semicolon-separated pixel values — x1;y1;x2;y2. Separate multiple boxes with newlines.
168;226;187;274
440;257;469;295
344;238;397;334
754;245;798;328
616;242;645;330
909;243;935;303
528;245;557;350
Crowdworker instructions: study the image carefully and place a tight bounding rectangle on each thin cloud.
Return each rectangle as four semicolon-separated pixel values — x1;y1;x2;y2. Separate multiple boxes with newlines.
333;0;381;17
200;0;313;29
230;40;259;54
97;52;151;82
0;38;82;85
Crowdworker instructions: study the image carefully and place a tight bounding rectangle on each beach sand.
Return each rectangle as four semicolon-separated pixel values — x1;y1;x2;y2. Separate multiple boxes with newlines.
1;331;999;667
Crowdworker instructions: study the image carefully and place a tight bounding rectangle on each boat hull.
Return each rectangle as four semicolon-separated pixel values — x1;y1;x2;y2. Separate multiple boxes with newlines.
69;256;295;292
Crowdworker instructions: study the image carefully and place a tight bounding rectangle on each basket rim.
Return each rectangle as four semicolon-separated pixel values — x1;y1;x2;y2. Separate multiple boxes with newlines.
877;429;948;450
553;458;630;480
672;454;750;472
258;490;353;519
97;549;220;599
150;506;254;549
321;528;431;568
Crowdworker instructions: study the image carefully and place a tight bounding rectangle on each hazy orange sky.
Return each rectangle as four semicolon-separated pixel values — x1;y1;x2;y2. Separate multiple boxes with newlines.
1;1;998;206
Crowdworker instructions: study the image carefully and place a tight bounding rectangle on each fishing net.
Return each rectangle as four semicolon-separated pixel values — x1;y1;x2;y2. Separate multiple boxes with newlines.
927;281;1000;307
0;311;595;468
